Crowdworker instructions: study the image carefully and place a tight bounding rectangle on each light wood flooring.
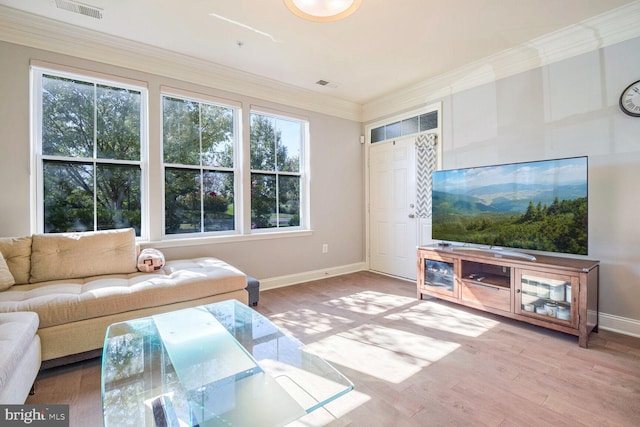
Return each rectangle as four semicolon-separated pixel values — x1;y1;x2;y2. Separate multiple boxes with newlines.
27;271;640;426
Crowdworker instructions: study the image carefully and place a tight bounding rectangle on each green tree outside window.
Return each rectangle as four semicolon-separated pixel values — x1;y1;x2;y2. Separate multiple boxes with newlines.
40;73;142;234
162;95;236;235
250;113;302;229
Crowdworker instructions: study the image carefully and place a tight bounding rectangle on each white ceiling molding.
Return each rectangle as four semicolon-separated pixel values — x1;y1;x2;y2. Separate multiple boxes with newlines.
0;6;362;122
1;3;639;124
362;1;640;123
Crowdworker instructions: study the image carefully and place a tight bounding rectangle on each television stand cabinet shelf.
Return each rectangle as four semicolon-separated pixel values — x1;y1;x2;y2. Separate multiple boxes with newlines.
417;245;599;348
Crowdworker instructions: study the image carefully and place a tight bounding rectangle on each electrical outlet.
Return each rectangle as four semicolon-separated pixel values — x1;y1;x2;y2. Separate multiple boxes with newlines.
322;243;329;253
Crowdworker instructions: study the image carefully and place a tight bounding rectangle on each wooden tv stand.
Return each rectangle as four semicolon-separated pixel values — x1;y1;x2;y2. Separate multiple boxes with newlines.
417;245;599;347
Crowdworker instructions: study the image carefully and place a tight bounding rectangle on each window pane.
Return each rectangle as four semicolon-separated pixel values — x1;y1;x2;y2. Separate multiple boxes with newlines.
165;168;201;234
250;111;306;231
278;175;300;227
97;85;141;161
162;94;238;236
201;104;234;168
43;161;93;233
163;97;199;165
386;121;401;139
38;70;144;236
203;171;234;232
276;119;301;172
371;126;385;143
96;164;141;234
251;173;276;229
250;114;276;171
42;75;94;158
401;116;419;135
419;111;438;131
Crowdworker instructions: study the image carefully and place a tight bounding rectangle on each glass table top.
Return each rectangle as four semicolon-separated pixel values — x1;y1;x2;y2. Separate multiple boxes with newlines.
101;300;353;427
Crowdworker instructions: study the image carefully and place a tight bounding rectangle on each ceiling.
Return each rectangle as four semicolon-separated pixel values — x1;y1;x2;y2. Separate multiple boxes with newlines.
0;0;636;105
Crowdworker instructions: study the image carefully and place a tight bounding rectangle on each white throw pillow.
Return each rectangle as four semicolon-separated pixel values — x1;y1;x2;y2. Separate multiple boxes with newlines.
137;248;166;272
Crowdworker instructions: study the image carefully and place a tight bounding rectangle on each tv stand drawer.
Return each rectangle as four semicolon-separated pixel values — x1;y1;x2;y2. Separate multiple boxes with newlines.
461;281;511;312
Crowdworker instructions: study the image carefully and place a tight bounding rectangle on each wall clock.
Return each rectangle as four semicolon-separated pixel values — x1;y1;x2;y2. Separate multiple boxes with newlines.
619;80;640;117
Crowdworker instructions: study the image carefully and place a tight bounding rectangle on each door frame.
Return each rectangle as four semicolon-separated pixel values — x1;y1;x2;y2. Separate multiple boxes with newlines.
364;102;443;278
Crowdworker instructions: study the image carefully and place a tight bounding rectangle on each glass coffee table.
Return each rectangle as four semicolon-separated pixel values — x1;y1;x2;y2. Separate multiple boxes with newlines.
101;300;353;427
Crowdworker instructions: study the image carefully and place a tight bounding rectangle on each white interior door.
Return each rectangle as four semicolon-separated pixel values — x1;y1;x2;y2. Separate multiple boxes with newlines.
369;136;417;280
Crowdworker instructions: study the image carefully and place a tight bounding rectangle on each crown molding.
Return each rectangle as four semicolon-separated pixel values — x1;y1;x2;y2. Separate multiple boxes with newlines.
0;5;362;122
2;3;640;125
362;1;640;122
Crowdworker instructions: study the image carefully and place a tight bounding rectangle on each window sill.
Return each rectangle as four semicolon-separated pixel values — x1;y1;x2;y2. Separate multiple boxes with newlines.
139;229;313;249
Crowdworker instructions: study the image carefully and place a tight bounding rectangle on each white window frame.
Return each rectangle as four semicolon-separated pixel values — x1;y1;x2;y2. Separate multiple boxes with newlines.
30;61;149;239
29;63;311;245
160;87;242;239
249;106;310;234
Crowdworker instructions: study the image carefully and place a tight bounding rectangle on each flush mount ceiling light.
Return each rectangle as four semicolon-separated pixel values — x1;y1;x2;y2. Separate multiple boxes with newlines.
284;0;362;22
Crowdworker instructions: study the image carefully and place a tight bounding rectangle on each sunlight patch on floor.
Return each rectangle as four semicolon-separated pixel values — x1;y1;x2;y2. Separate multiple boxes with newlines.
339;323;461;362
269;308;354;335
322;290;416;315
384;300;499;337
305;335;427;383
305;325;460;384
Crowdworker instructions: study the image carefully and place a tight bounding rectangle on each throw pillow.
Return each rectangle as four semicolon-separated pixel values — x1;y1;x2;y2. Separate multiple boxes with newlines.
30;228;138;283
0;236;32;285
137;248;166;272
0;251;16;291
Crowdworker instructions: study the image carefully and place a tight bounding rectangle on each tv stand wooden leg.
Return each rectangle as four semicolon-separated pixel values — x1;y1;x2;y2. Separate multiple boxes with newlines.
579;333;589;348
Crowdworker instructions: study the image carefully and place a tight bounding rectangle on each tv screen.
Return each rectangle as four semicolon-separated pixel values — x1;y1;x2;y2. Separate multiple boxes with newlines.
432;156;588;255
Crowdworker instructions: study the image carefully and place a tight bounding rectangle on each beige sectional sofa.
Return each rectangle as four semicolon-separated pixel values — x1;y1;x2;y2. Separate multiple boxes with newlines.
0;312;41;403
0;228;248;402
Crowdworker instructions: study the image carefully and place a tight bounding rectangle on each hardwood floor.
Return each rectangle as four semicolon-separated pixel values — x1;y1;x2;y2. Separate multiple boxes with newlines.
26;271;640;426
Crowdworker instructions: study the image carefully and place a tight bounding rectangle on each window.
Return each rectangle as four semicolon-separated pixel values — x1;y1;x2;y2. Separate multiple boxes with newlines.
33;67;146;235
32;66;309;241
370;110;438;143
250;111;305;230
162;93;238;235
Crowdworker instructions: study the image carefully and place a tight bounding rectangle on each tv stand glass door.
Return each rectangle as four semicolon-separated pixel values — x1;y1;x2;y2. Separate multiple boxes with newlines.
419;252;457;299
515;270;578;328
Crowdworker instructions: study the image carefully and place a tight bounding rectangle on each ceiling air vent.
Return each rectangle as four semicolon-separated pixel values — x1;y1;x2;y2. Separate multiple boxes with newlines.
55;0;103;19
315;80;330;86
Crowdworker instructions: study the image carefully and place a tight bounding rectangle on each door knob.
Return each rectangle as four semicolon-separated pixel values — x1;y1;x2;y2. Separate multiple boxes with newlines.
408;213;415;218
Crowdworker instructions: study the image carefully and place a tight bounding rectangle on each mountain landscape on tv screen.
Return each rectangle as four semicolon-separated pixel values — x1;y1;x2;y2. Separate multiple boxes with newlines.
431;160;588;255
434;182;587;216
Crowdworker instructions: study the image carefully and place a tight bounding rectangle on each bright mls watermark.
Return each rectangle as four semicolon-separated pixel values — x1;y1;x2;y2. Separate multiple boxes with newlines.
1;405;69;426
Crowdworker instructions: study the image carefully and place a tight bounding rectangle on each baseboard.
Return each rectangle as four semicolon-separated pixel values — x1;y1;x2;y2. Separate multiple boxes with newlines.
259;262;367;290
599;312;640;339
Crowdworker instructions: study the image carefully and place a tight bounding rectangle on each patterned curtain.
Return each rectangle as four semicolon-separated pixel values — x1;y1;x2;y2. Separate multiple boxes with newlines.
415;133;438;218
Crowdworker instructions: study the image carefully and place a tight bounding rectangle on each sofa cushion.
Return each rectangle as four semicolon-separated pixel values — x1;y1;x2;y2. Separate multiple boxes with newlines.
30;228;138;284
0;236;32;285
0;253;15;291
0;312;39;392
0;257;246;328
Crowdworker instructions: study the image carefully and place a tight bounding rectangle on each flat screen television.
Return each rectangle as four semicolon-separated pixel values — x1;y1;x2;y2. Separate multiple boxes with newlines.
431;156;588;256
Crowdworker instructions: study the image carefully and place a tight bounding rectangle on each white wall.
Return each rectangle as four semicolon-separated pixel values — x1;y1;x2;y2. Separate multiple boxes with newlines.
1;32;638;333
0;41;366;282
436;37;640;325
